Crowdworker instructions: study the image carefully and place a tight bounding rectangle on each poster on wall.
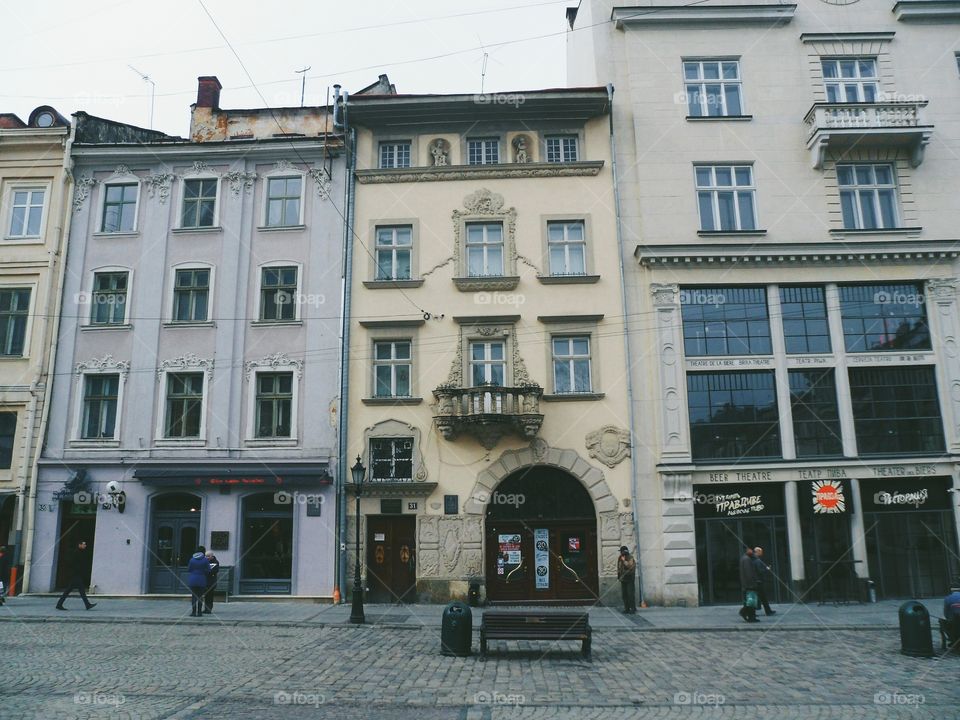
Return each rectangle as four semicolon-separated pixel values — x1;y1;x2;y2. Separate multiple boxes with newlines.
534;528;550;589
812;480;846;514
498;534;522;566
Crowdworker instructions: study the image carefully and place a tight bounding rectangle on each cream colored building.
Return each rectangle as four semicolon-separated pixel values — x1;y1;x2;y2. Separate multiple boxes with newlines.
344;87;638;604
569;0;960;605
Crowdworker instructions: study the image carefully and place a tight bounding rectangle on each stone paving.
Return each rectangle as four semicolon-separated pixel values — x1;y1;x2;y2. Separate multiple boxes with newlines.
0;597;956;719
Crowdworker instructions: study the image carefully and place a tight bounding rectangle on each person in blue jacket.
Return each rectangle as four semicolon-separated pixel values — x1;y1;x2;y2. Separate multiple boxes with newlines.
187;546;211;617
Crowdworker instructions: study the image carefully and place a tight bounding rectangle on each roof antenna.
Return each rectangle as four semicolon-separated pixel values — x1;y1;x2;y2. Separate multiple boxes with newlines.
296;66;311;107
477;35;489;94
128;65;155;129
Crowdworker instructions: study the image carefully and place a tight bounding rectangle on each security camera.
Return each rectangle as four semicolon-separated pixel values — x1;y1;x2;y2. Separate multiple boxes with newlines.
106;480;121;494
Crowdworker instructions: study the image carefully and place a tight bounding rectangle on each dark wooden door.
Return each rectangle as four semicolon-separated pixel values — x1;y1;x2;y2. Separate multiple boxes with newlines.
54;503;96;590
366;516;417;603
149;515;200;593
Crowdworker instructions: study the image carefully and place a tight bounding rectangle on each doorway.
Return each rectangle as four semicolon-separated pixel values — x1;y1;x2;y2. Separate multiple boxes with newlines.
865;511;960;598
148;493;202;593
695;515;789;605
240;492;293;595
54;500;97;590
366;515;417;603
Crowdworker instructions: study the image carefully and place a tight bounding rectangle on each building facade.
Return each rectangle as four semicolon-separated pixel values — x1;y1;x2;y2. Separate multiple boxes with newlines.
569;0;960;604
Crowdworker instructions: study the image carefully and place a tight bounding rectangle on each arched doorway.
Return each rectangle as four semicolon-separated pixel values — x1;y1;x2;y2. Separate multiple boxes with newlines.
148;493;202;593
485;467;598;603
240;492;293;594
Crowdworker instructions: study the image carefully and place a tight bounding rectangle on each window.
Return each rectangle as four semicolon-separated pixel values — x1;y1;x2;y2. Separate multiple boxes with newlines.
681;286;771;356
370;437;413;481
259;266;298;322
822;58;879;103
545;135;579;163
81;374;119;439
780;286;830;354
255;372;293;438
687;371;781;461
838;164;898;230
379;141;411;169
789;369;843;458
695;165;756;231
0;412;15;468
849;366;945;455
164;372;204;438
375;226;412;280
0;288;30;356
180;178;217;228
839;283;929;352
547;221;586;276
172;268;209;323
684;59;743;117
7;188;45;238
467;138;499;165
373;341;411;397
90;272;128;325
552;336;592;394
470;341;505;386
265;177;302;227
101;183;138;233
465;222;504;277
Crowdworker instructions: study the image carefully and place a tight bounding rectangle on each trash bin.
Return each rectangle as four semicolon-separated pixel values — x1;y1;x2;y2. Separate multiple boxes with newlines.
440;601;472;656
898;600;933;657
468;581;480;607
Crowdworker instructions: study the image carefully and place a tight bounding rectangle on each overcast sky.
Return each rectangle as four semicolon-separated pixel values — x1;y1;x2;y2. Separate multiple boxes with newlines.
1;0;573;137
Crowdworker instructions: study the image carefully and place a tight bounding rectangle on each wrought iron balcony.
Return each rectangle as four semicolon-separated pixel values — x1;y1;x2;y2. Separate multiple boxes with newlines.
433;384;543;449
805;101;933;169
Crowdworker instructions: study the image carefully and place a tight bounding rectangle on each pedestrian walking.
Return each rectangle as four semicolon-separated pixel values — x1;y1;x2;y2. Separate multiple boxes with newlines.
0;546;11;604
944;578;960;621
752;546;776;616
55;541;96;611
187;547;211;617
617;546;637;614
203;550;220;614
738;546;758;623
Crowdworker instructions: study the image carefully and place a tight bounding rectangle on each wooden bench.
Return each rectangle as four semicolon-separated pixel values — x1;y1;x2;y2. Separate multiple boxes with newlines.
937;616;960;652
479;610;591;659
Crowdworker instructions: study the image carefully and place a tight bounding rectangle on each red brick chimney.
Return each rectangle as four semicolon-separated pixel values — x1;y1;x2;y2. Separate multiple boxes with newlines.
196;76;222;109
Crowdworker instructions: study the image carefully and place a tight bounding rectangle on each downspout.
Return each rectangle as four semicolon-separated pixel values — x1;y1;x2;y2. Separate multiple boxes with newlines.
607;83;645;606
20;123;75;592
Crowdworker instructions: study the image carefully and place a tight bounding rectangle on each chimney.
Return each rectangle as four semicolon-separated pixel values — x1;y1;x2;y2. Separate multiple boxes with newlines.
196;76;222;109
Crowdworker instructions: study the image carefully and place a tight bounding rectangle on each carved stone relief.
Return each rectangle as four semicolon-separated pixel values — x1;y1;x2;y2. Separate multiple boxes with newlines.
585;425;632;468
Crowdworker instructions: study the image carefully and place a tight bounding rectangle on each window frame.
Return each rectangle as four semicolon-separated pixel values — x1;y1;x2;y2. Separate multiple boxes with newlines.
97;178;141;234
544;135;580;163
157;370;208;442
694;164;758;232
683;58;745;117
838;282;930;353
821;57;880;103
79;373;121;441
0;285;33;357
177;175;220;230
466;137;501;165
378;140;413;169
551;335;593;395
369;436;414;482
680;285;772;357
72;368;126;444
544;218;589;277
469;339;507;387
788;368;844;459
253;371;295;440
779;285;832;355
4;181;50;241
372;339;413;398
255;261;302;323
374;225;414;281
245;361;300;443
0;411;17;470
169;263;214;324
836;163;900;231
464;221;505;278
87;269;130;327
260;170;306;229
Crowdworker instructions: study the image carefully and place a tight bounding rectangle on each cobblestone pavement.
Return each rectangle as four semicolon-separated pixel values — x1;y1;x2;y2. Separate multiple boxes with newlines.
1;608;957;719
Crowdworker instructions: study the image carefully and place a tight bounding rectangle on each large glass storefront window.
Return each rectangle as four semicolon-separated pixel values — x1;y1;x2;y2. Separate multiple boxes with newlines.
838;283;930;352
240;493;293;594
688;371;781;461
789;369;842;458
680;286;771;356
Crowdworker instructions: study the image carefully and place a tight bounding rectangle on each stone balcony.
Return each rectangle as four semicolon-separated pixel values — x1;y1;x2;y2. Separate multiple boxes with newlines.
433;384;544;450
805;101;933;169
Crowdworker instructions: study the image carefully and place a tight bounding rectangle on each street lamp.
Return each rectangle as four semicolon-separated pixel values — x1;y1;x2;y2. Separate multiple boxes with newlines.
349;455;366;624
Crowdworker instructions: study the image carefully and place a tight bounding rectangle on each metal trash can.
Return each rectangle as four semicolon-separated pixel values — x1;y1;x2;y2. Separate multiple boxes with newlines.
468;581;481;607
898;600;933;657
440;601;472;656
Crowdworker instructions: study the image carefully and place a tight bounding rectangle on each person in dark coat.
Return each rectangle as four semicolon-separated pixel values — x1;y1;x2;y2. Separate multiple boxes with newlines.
752;546;776;616
187;547;211;617
0;546;11;604
203;550;220;614
55;541;96;610
617;546;638;614
738;546;758;622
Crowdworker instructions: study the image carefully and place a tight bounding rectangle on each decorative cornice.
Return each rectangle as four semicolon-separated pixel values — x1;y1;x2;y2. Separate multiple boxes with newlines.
72;174;98;211
355;160;604;184
612;3;795;27
145;172;176;204
76;354;130;376
158;353;215;379
894;0;960;20
452;276;520;292
244;352;304;379
800;32;895;44
224;170;257;196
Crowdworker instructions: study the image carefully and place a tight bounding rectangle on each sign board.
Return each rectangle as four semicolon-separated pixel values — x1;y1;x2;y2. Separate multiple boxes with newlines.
568;537;581;551
374;533;386;542
444;495;459;515
692;483;785;519
380;498;402;514
811;480;846;514
534;528;550;590
210;531;229;551
860;477;952;513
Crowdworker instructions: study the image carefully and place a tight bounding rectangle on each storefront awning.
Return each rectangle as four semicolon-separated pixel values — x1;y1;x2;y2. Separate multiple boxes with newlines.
133;464;332;488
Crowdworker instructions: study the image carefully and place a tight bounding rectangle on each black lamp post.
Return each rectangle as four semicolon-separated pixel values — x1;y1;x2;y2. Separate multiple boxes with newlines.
349;455;366;624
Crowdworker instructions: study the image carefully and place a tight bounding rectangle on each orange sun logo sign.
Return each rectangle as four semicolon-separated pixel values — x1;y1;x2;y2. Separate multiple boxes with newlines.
812;480;846;514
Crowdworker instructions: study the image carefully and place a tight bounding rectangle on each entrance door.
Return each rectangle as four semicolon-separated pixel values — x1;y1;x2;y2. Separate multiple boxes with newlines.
865;511;960;598
696;516;789;605
366;516;416;603
54;501;97;590
148;493;202;593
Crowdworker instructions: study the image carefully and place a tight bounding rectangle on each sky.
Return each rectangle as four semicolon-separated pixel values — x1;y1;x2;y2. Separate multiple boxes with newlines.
1;0;574;138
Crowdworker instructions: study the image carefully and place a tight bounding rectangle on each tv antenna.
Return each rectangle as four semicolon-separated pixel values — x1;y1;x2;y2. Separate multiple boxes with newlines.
295;66;311;107
128;65;155;129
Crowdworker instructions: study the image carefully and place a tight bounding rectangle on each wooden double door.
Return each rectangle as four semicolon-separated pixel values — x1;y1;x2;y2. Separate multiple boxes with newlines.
366;515;417;603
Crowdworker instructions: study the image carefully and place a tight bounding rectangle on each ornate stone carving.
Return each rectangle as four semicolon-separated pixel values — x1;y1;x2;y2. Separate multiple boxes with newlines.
439;519;462;574
72;174;98;211
418;548;440;577
224;170;257;196
585;425;632;468
438;337;463;389
926;278;957;301
354;161;604;184
158;353;214;378
462;548;483;576
190;161;210;175
310;167;332;200
530;437;548;460
511;331;537;387
463;516;483;543
114;165;131;177
601;513;621;541
651;283;680;307
430;138;449;166
75;354;129;376
145;172;176;204
512;134;530;163
420;515;440;544
245;352;304;379
451;189;518;274
462;188;505;215
273;159;295;173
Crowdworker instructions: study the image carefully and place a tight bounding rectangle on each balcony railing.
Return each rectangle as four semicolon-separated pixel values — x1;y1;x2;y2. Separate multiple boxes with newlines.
433;384;544;449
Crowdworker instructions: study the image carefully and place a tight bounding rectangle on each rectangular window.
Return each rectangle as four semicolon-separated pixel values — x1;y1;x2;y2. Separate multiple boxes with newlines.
780;286;831;354
265;176;302;227
0;412;15;468
255;372;293;438
375;226;412;280
180;178;217;228
465;222;504;277
547;221;586;276
681;286;771;356
370;437;413;481
373;340;411;398
552;336;592;394
849;366;945;455
838;283;929;352
81;374;119;439
164;372;204;438
837;164;898;230
470;341;505;386
7;188;45;238
822;58;879;103
695;165;756;231
687;371;781;461
545;135;579;163
101;183;138;233
172;268;210;323
789;369;843;458
684;59;743;117
0;288;30;356
259;266;298;322
467;138;499;165
90;272;128;325
379;141;411;169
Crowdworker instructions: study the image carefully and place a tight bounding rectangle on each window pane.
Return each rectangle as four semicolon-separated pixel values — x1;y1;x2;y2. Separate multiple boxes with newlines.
840;191;858;229
724;84;742;115
737;193;755;230
716;192;736;230
697;192;715;231
714;167;732;186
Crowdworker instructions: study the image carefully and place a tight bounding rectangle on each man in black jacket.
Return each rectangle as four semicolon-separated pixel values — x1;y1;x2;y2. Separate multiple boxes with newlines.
752;546;776;616
55;541;96;610
738;546;758;622
203;550;220;614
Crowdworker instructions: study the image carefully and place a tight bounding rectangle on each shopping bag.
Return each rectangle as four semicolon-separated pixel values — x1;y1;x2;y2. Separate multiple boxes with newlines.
744;590;759;609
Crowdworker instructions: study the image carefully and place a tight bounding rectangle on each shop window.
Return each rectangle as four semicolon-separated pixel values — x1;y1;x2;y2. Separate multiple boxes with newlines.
779;286;830;354
681;286;771;356
687;370;781;460
839;283;929;352
789;369;843;458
